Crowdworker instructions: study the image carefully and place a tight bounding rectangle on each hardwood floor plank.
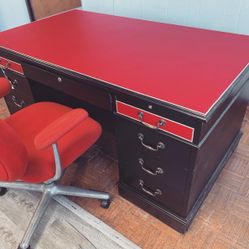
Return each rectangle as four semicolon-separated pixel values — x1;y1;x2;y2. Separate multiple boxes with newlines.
0;190;140;249
55;196;140;249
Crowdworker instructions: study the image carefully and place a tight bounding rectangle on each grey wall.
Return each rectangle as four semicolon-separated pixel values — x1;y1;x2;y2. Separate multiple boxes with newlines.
82;0;249;35
0;0;30;31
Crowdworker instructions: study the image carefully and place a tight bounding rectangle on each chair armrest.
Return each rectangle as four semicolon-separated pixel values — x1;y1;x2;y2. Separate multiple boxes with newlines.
0;77;11;98
34;108;88;150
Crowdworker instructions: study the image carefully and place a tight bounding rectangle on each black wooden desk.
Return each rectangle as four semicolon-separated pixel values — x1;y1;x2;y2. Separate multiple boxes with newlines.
1;10;249;232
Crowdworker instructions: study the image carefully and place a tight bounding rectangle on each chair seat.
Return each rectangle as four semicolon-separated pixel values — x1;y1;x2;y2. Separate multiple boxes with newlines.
5;102;102;183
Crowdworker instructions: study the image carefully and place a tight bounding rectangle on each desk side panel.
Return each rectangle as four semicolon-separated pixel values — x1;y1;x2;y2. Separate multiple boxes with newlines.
185;91;248;215
198;70;249;142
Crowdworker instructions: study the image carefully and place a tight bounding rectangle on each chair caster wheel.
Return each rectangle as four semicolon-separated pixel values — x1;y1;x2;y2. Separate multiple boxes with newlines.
0;187;7;196
101;199;111;209
17;245;31;249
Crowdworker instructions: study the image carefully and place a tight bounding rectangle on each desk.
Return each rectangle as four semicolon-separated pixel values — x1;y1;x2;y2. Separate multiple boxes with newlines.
1;10;249;232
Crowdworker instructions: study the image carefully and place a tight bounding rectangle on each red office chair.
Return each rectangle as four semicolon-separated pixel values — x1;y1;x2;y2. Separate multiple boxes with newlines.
0;77;111;249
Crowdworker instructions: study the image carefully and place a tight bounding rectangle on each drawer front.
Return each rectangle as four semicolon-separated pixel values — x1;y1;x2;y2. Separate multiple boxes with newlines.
120;155;187;192
3;70;34;114
120;175;185;215
4;94;34;114
116;101;194;142
0;56;24;75
5;70;33;97
22;63;112;111
116;117;192;193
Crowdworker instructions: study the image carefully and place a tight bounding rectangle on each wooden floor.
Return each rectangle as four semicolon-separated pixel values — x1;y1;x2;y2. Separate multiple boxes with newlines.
0;189;139;249
1;99;249;249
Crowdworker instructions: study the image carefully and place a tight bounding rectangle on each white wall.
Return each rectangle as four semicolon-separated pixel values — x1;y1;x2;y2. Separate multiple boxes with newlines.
82;0;249;35
0;0;30;31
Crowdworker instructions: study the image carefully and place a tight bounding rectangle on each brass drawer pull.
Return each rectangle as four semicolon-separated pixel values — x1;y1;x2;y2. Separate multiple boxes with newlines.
138;158;164;176
138;111;166;129
138;133;165;151
139;179;162;197
12;96;25;108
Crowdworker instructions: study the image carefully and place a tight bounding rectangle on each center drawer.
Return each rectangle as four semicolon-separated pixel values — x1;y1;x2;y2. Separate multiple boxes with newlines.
22;62;112;111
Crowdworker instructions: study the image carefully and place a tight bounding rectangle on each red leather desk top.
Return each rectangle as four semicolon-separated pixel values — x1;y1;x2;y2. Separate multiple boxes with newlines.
1;10;249;117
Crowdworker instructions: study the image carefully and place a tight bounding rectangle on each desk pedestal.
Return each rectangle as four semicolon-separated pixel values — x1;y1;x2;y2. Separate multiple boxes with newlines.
118;131;242;232
115;90;248;233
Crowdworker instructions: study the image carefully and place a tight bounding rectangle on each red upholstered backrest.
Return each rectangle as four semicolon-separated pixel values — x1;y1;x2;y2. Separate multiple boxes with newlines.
0;120;28;181
0;77;11;98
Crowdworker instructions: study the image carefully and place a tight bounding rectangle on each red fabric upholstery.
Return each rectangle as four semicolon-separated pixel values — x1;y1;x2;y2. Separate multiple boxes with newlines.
35;108;88;150
0;77;11;98
4;102;102;183
0;120;28;181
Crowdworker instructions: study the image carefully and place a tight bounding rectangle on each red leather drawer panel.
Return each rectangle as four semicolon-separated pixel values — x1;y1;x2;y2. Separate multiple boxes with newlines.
116;101;194;142
0;56;24;75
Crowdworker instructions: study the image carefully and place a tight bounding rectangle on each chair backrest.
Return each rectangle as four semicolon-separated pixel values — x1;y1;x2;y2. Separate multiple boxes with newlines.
0;120;28;181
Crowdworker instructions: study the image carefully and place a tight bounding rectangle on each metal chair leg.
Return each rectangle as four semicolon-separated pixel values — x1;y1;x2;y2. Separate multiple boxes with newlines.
0;181;44;192
53;185;111;200
1;143;111;248
0;180;111;248
18;190;52;249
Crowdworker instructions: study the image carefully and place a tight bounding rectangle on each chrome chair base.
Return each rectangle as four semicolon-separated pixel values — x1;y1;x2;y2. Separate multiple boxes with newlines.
0;181;111;249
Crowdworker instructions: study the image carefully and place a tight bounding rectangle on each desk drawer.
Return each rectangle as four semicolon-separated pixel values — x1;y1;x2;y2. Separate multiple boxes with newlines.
120;176;185;215
0;56;24;75
116;101;194;142
116;117;192;191
116;117;192;215
5;70;33;97
22;63;111;110
5;94;33;114
3;70;34;114
120;156;187;192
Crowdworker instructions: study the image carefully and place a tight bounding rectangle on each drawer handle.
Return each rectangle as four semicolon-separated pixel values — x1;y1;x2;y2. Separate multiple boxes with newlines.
11;79;18;89
0;67;6;77
138;158;164;176
12;96;25;108
138;133;165;151
138;111;166;130
139;179;162;197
